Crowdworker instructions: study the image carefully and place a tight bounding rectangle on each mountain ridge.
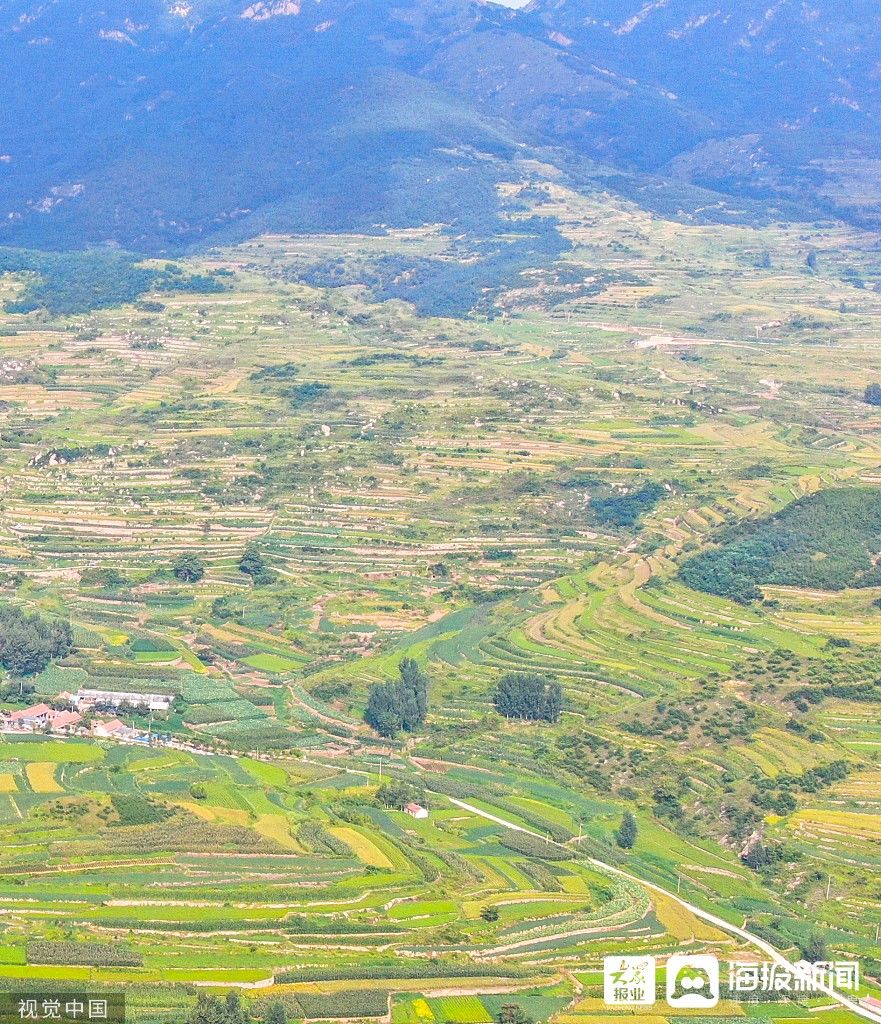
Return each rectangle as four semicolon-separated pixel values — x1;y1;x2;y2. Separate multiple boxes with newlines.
2;0;880;251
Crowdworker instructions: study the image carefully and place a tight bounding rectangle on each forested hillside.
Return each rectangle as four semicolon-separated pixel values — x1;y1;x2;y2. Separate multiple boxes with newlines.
681;488;881;602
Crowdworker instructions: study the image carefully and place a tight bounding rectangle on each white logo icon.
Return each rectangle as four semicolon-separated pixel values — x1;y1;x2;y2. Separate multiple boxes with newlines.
666;954;720;1008
604;955;656;1006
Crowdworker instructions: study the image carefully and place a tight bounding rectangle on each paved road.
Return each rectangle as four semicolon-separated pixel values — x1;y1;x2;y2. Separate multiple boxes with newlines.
13;730;880;1020
446;798;881;1024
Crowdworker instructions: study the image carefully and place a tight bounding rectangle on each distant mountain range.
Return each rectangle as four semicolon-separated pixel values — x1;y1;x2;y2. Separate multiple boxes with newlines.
2;0;880;252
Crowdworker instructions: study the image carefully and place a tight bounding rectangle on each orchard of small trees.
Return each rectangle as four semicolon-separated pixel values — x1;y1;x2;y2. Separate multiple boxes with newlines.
493;672;562;723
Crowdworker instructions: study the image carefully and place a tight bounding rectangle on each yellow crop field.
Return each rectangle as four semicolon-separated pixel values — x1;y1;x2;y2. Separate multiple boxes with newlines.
410;999;434;1020
178;801;250;827
253;813;301;851
559;874;588;894
0;774;17;793
652;891;728;943
328;826;394;869
792;808;881;840
26;763;61;794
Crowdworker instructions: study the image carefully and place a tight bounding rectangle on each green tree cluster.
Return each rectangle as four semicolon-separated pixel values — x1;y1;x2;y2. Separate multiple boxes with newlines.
590;482;666;527
376;780;425;809
364;658;429;737
615;810;637;849
0;605;73;676
173;553;205;583
0;247;227;316
239;544;275;585
493;672;562;723
297;218;570;319
496;1005;533;1024
801;933;829;962
188;992;258;1024
865;383;881;406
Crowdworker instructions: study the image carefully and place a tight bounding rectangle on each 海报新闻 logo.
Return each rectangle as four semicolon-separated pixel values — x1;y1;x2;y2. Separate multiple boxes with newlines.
666;954;720;1008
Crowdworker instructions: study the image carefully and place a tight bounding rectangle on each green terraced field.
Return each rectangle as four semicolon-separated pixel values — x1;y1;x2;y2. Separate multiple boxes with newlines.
1;184;880;1024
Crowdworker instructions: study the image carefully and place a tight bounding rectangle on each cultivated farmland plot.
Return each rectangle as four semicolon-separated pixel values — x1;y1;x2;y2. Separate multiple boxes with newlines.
0;183;881;1023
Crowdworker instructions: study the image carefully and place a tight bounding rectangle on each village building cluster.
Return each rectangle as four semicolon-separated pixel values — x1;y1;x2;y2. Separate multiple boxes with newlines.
0;687;170;744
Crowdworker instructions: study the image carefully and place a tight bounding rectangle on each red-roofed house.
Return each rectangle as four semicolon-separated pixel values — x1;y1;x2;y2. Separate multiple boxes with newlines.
92;719;125;739
47;710;82;734
7;703;52;730
404;803;429;819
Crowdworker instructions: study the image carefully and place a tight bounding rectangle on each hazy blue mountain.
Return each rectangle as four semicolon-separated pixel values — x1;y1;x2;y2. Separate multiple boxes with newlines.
1;0;879;252
509;0;881;200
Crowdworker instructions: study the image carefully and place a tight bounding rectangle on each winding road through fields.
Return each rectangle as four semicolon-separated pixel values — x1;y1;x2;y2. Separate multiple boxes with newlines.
445;797;881;1024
